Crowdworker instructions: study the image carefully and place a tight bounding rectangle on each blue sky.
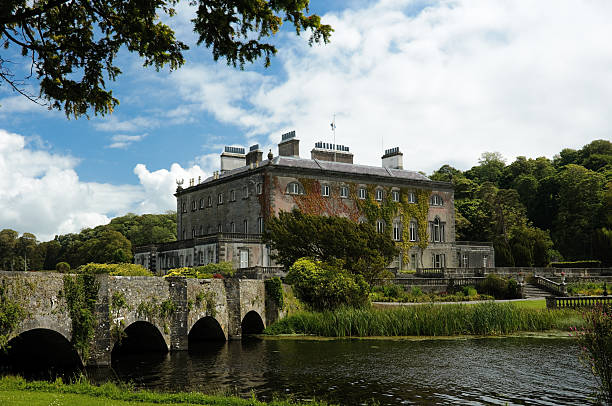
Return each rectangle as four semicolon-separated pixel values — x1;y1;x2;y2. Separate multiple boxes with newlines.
1;0;611;241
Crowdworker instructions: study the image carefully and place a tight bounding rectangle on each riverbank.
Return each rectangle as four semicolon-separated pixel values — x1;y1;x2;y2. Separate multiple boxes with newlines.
0;376;329;406
265;302;582;337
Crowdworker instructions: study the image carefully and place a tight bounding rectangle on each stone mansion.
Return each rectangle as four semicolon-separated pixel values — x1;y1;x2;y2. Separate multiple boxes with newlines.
134;132;494;274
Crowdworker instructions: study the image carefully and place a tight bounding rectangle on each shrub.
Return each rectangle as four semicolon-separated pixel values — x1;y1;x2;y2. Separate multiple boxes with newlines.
572;306;612;404
286;258;369;311
477;274;521;299
76;263;152;276
163;262;235;279
55;262;71;273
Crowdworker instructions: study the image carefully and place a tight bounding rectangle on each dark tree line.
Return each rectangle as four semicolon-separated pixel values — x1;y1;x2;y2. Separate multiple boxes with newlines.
0;212;176;271
431;140;612;266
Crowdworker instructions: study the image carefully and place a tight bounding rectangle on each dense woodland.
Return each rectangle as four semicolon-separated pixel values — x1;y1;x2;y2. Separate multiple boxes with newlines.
0;140;610;271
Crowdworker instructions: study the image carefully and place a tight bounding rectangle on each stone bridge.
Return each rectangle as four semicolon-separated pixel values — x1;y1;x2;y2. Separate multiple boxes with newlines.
0;271;283;367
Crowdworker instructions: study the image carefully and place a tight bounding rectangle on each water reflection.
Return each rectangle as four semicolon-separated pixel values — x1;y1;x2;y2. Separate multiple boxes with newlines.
108;337;596;405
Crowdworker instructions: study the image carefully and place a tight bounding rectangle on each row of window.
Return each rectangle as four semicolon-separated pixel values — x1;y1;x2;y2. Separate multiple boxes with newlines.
182;183;263;213
376;217;446;243
182;218;265;239
285;182;444;206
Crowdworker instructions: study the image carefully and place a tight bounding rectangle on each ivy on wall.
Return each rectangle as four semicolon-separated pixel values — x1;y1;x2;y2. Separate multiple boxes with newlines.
109;291;128;343
278;177;432;269
62;274;99;359
136;297;176;334
264;277;284;309
0;279;31;350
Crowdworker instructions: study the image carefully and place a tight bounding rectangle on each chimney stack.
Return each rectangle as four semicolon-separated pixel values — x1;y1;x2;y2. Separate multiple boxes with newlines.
311;141;353;164
220;146;246;173
246;144;263;166
382;147;403;170
278;130;299;157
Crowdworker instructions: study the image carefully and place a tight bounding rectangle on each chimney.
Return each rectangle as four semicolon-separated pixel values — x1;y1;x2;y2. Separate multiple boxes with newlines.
278;130;299;157
246;144;263;166
311;141;353;164
220;146;246;173
382;147;403;169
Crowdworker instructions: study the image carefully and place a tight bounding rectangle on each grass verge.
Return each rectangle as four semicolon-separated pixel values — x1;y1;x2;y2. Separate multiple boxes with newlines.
0;376;328;406
265;302;582;337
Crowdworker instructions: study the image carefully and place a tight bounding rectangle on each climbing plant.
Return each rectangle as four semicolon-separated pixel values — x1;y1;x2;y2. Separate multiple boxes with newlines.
265;277;284;309
109;291;128;343
398;188;431;267
194;290;217;317
62;274;100;359
0;280;30;350
136;297;176;334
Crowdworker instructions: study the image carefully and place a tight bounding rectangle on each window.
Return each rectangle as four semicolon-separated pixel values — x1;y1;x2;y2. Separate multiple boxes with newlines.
392;190;400;202
244;219;248;233
207;196;212;207
218;224;222;232
286;182;304;195
182;228;185;239
340;186;348;198
256;183;263;195
199;198;204;209
192;200;196;211
243;185;249;198
430;217;445;242
410;253;417;269
408;192;416;203
393;222;401;241
375;189;383;201
462;253;469;268
358;188;367;199
230;190;235;201
483;255;488;268
239;249;249;268
199;225;204;236
192;227;196;238
409;221;417;242
231;222;235;233
321;184;330;197
376;220;385;233
430;194;443;206
218;193;223;204
432;253;446;268
258;217;264;233
182;202;186;213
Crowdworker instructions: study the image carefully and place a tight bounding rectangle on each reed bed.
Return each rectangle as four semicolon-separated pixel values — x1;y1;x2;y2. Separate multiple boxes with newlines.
265;302;582;337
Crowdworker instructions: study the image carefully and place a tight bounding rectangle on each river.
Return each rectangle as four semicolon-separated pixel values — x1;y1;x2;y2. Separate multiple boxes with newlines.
103;336;596;405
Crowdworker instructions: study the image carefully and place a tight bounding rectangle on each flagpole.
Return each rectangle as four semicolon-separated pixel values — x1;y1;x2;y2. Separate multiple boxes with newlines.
332;113;336;162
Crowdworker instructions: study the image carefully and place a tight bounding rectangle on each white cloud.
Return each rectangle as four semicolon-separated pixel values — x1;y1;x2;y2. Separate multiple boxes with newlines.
94;116;159;132
170;0;612;172
0;129;207;241
107;133;148;149
133;163;206;213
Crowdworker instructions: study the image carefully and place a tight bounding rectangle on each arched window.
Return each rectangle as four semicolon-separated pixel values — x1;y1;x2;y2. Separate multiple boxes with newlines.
358;187;367;199
375;189;384;201
286;181;305;195
199;198;204;209
392;221;401;241
392;190;400;202
430;194;443;206
376;220;385;233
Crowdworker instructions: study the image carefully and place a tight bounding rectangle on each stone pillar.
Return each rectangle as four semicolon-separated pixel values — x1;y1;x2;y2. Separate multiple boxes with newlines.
224;279;242;339
166;277;188;351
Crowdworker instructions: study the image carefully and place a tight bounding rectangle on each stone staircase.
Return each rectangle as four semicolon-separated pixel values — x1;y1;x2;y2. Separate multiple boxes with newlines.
524;283;551;298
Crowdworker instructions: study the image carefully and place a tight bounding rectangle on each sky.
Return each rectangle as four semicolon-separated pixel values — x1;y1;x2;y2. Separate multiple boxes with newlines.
1;0;611;241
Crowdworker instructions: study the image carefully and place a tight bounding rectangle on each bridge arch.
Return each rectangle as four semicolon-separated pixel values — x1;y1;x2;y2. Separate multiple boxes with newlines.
188;316;226;344
111;321;169;357
241;310;265;335
0;328;82;377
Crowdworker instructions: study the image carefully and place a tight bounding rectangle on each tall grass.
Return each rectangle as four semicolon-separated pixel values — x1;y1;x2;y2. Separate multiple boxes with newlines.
264;302;583;337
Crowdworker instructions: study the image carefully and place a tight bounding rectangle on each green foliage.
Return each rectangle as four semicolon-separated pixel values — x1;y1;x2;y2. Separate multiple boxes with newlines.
370;284;492;303
194;290;217;317
108;213;177;247
567;282;609;296
0;281;29;350
164;262;235;279
265;277;284;309
286;258;369;311
55;262;70;273
1;1;331;118
477;274;522;300
264;209;398;285
109;292;128;343
137;297;176;333
572;306;612;404
76;263;153;276
549;260;603;268
265;302;582;337
62;274;99;359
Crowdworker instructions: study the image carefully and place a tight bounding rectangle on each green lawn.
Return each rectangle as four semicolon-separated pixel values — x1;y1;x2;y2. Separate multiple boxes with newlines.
511;299;546;309
0;390;197;406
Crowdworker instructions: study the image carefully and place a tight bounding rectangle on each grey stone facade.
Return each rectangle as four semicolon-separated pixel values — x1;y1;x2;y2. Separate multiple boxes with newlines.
135;132;494;273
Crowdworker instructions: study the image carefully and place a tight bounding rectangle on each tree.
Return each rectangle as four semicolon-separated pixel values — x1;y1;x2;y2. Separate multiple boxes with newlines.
75;229;132;264
1;0;332;117
263;209;398;285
